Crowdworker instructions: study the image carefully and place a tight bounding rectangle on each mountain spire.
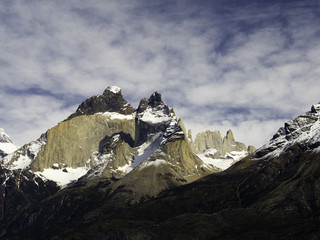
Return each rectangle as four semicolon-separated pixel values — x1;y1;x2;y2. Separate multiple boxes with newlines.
67;86;135;120
225;129;235;142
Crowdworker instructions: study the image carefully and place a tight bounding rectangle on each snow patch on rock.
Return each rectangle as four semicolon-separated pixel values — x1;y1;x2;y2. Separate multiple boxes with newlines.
35;167;88;186
99;111;135;120
140;159;169;169
0;142;18;155
107;86;121;94
138;106;173;124
113;133;163;174
255;104;320;160
0;128;18;157
10;155;32;170
5;138;46;170
198;149;247;171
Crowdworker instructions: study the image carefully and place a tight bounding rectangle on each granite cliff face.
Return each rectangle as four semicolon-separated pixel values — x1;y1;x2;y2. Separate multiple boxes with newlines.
191;129;256;170
31;114;135;171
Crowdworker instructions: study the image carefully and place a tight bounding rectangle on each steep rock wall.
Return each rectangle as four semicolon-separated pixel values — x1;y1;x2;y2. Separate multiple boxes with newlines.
30;114;135;171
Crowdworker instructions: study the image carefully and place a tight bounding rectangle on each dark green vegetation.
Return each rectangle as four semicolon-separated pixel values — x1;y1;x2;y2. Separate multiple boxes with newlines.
2;142;320;239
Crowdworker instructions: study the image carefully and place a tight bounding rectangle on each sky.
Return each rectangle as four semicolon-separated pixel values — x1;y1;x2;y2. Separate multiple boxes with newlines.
1;0;320;148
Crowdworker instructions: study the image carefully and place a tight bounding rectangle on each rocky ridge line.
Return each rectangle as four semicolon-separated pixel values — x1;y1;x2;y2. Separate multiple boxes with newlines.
190;129;256;170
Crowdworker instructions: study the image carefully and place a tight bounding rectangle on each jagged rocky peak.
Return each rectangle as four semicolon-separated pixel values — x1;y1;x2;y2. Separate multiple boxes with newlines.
311;103;320;113
193;130;223;154
137;91;173;117
135;91;177;145
67;85;135;120
0;128;13;143
192;129;253;171
103;85;121;95
254;103;320;159
137;97;149;113
225;129;235;142
148;91;164;108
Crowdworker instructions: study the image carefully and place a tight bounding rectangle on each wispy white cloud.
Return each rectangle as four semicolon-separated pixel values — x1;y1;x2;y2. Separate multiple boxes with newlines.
0;0;320;147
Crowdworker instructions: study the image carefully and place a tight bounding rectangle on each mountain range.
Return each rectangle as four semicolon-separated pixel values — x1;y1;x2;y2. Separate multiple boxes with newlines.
0;86;319;239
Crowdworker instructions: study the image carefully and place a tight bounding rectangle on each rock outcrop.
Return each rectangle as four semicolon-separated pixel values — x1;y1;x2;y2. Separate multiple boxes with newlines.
66;86;135;120
32;114;135;171
134;92;176;145
193;129;248;157
192;129;255;170
253;102;320;160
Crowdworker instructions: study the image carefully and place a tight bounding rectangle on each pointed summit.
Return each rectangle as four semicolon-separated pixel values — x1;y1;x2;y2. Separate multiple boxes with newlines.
148;92;164;108
311;103;320;113
137;92;169;114
135;91;177;145
104;86;121;95
136;91;174;125
0;128;13;143
137;98;149;114
225;129;235;142
67;86;135;120
256;103;320;159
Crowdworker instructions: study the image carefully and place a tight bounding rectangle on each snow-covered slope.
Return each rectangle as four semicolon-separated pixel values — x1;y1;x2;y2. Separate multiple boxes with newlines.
254;103;320;160
0;128;18;158
198;149;248;170
35;166;88;186
6;137;45;170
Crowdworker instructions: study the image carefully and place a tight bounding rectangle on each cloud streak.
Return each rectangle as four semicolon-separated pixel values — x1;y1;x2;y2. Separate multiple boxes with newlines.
0;0;320;147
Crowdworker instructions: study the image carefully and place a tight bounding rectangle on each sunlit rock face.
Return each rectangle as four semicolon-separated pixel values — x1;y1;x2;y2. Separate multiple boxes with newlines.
31;114;136;171
192;129;255;171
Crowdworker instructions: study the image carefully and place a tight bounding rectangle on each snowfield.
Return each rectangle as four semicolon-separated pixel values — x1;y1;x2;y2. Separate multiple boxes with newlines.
198;149;247;171
35;167;88;186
